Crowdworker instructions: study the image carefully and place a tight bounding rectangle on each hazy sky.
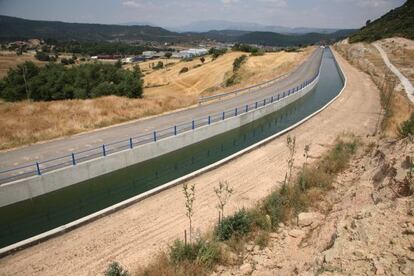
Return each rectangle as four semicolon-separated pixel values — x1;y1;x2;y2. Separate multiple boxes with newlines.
0;0;406;29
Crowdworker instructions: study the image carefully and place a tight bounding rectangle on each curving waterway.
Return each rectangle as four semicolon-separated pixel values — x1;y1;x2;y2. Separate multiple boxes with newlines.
0;48;344;248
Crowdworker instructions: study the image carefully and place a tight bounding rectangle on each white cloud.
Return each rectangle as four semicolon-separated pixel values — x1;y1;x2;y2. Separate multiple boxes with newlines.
222;0;240;5
356;0;388;8
122;0;141;8
260;0;287;7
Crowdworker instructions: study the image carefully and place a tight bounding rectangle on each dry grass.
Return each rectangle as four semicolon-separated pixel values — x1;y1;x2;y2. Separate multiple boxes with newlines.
0;51;45;78
0;95;195;150
0;48;313;150
334;40;414;137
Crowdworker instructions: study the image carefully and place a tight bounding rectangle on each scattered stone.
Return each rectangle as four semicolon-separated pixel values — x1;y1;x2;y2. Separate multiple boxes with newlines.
298;212;323;228
288;229;305;238
239;263;253;275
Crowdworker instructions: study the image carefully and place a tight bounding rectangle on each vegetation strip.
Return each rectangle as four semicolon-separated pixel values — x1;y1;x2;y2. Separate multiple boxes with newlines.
133;133;360;275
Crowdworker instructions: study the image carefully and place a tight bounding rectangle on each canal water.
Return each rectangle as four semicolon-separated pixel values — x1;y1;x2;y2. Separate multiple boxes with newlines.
0;48;344;248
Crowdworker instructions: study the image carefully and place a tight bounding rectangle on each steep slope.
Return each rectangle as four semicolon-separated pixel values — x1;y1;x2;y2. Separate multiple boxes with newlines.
349;0;414;43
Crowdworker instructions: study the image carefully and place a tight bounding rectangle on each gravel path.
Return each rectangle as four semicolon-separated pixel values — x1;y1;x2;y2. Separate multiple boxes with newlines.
373;42;414;104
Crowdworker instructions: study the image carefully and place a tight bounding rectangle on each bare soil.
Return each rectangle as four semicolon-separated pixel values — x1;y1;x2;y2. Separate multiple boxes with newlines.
0;49;381;275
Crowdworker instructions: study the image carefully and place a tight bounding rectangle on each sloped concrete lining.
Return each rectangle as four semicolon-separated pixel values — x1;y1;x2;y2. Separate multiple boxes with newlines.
0;62;321;209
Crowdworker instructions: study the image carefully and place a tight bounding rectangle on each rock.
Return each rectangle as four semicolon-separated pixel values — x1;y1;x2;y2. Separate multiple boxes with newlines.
246;244;254;252
239;263;253;275
288;229;305;238
269;232;278;239
298;212;323;228
324;248;336;263
353;249;365;258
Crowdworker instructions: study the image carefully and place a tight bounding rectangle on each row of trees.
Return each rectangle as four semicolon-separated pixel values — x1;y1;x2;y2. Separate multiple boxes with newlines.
0;61;143;101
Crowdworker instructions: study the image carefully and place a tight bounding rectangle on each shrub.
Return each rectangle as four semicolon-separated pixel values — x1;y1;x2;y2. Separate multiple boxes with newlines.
153;61;164;69
209;48;227;60
261;192;284;229
104;262;129;276
35;51;55;62
169;239;220;269
398;112;414;137
215;208;251;241
232;55;247;72
179;67;189;74
255;231;270;249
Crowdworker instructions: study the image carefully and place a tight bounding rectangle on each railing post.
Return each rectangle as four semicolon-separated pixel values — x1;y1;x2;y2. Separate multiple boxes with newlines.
153;131;157;142
71;153;76;165
235;108;238;116
102;145;106;156
263;99;266;106
174;126;177;135
36;162;41;175
245;105;248;113
222;112;225;120
283;92;285;97
192;120;195;130
129;138;133;149
255;102;258;109
271;96;274;103
208;116;211;125
277;94;280;100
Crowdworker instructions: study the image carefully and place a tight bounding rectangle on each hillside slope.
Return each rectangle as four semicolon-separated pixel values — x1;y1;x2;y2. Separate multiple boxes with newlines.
237;30;356;47
0;15;354;46
0;15;181;42
349;0;414;43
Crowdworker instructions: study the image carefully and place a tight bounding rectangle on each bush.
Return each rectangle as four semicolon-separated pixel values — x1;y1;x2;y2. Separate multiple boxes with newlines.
35;51;56;62
209;48;227;60
261;192;284;229
169;239;220;269
215;208;251;241
398;112;414;137
233;55;247;72
104;262;129;276
153;61;164;69
179;67;189;74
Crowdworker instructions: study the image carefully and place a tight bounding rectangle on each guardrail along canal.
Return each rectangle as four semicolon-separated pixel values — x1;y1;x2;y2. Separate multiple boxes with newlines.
0;48;344;248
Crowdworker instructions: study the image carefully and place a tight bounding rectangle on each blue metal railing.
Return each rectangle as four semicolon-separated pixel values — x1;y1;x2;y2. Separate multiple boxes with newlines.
0;71;320;184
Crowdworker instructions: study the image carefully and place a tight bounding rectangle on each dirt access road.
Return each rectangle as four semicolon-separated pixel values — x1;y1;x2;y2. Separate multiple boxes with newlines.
0;49;381;275
0;49;322;177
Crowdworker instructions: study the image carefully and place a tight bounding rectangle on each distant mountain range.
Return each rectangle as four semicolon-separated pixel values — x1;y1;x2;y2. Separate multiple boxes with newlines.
349;0;414;43
168;20;343;34
0;15;356;47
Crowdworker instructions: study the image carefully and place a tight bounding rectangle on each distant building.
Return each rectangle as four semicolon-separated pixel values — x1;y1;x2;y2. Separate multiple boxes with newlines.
176;48;208;59
142;51;156;58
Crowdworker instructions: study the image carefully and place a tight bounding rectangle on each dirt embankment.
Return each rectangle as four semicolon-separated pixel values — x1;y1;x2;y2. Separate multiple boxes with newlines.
216;136;414;276
0;48;312;151
0;49;382;275
334;38;414;137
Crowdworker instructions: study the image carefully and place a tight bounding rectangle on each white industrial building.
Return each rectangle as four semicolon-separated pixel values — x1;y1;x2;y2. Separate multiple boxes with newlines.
175;48;208;59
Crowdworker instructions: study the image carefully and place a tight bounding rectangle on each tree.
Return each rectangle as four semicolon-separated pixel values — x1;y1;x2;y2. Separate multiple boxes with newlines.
115;59;122;69
164;52;172;59
366;19;371;26
200;57;205;64
182;183;196;243
214;181;233;219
